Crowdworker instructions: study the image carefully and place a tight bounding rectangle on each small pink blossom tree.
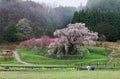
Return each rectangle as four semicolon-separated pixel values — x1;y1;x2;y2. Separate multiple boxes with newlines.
20;35;56;48
48;23;98;57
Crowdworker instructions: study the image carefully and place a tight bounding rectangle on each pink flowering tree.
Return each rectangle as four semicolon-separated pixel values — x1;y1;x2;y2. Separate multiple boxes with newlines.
20;35;56;49
48;23;98;57
20;35;56;55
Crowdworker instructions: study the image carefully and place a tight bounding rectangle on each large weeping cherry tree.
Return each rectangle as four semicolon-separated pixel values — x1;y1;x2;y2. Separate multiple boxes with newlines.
48;23;98;58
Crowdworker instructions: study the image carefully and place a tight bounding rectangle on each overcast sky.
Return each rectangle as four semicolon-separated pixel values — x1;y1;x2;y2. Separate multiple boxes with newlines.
31;0;88;7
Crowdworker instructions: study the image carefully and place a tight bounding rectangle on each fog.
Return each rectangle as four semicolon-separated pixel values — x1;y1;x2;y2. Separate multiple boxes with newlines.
86;0;120;9
31;0;88;7
0;0;78;39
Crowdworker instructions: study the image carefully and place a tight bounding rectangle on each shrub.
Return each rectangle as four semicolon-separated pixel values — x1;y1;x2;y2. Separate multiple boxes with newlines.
20;35;56;48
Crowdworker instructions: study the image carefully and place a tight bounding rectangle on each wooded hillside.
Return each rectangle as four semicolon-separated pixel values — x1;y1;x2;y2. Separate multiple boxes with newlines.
0;0;76;42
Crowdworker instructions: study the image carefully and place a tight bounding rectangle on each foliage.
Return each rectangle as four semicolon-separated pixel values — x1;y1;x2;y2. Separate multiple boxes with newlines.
96;22;119;41
71;11;80;23
0;0;77;41
4;22;18;42
4;18;35;42
16;18;34;40
71;9;120;41
20;36;56;48
83;0;120;41
48;23;98;57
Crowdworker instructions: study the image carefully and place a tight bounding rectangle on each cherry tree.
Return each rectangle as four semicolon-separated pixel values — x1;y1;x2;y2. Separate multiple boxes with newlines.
48;23;98;57
16;18;33;40
20;35;56;47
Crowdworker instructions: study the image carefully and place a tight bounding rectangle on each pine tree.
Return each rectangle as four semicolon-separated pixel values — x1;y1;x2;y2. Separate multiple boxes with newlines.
71;11;79;23
5;22;18;42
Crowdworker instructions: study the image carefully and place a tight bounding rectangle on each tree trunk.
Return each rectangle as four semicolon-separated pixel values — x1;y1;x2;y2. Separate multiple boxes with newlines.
64;44;69;55
67;43;77;55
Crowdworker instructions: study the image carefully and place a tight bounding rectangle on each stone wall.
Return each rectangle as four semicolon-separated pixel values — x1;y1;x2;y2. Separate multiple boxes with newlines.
47;55;83;60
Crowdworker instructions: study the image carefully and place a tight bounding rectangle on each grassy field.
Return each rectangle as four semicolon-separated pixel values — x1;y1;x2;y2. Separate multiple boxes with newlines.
86;46;112;55
0;70;120;79
16;46;109;66
0;43;119;79
0;45;110;66
0;51;19;65
103;42;120;65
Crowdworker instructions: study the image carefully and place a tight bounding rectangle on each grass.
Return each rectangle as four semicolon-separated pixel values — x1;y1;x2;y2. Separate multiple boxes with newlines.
102;42;120;66
0;59;20;65
109;48;120;66
17;47;109;66
0;55;19;65
0;43;20;65
86;46;112;55
0;45;110;66
0;70;120;79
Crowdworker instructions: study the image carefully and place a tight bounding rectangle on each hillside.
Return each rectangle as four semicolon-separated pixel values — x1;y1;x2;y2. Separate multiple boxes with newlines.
0;46;110;66
86;0;120;9
0;0;77;41
72;0;120;42
103;42;120;65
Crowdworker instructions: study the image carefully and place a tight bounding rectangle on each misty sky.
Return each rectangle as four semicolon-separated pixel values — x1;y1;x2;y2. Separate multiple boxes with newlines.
31;0;88;7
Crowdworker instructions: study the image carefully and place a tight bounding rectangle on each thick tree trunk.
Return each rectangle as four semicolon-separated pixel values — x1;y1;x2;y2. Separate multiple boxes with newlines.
69;44;77;55
57;48;62;58
64;44;69;55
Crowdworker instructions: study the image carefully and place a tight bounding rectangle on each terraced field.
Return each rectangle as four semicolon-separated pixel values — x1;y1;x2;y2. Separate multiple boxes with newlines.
103;42;120;65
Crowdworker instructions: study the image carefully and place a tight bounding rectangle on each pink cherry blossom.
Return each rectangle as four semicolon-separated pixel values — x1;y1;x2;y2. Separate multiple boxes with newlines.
48;23;99;56
20;35;57;47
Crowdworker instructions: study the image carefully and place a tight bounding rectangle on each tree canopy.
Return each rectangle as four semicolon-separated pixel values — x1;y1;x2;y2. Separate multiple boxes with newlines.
0;0;77;41
48;23;98;58
71;9;120;41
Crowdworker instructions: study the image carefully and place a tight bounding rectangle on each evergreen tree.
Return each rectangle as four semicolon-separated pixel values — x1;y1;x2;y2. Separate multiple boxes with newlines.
71;11;80;23
5;22;18;42
96;22;119;42
71;9;120;41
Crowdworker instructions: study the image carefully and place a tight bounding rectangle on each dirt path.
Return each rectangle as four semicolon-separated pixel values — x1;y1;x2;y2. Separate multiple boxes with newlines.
106;49;114;65
13;51;31;65
103;42;120;65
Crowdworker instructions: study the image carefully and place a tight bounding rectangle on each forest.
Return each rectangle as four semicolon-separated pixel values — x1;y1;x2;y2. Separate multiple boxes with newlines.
0;0;120;42
72;0;120;42
0;0;78;42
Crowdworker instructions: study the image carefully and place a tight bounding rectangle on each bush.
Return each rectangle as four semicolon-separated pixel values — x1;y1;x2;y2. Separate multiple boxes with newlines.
20;35;56;50
4;22;18;42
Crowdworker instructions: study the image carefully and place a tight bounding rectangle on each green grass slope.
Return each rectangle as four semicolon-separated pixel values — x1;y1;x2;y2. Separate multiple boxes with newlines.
17;46;109;66
0;52;19;65
0;46;110;66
